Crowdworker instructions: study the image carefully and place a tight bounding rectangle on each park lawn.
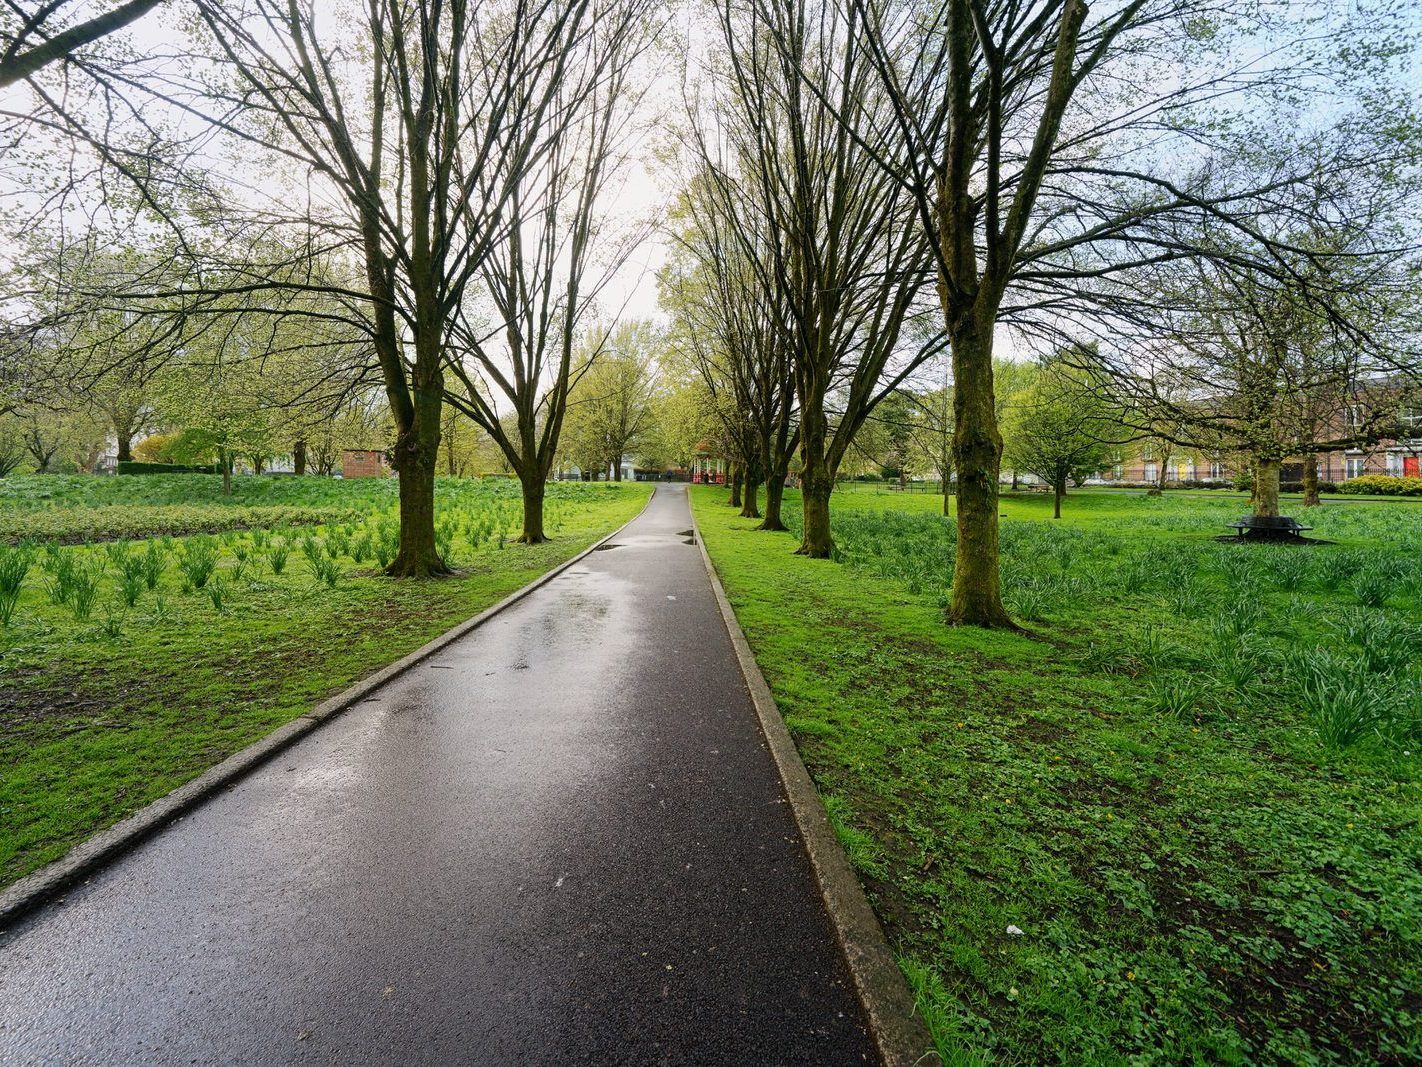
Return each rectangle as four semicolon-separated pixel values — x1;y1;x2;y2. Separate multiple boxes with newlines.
692;486;1421;1065
0;478;649;890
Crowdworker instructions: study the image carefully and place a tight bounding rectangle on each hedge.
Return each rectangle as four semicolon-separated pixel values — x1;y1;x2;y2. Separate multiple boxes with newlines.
116;461;218;476
1337;474;1422;497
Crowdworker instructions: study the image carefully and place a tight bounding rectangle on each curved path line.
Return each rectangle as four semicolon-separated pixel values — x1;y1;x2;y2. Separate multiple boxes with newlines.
0;485;876;1065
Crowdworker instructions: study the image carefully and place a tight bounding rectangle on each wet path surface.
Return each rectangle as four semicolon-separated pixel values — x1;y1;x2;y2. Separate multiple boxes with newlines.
0;485;873;1065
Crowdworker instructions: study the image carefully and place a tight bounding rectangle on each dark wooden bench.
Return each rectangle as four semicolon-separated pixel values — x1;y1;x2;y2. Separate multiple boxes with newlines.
1226;515;1313;540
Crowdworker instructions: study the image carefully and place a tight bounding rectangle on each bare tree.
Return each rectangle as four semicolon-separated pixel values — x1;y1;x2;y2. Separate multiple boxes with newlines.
152;0;651;572
440;12;656;540
662;171;800;528
693;0;939;556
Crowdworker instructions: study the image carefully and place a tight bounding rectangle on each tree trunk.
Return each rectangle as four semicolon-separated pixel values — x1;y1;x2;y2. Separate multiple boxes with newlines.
948;319;1013;627
1011;470;1019;490
728;464;743;508
386;385;449;577
116;432;133;463
517;472;548;543
613;460;623;482
220;448;232;497
798;470;832;557
1302;453;1320;507
1254;456;1281;519
740;474;761;519
943;477;952;518
1053;477;1064;519
294;439;307;476
758;472;788;531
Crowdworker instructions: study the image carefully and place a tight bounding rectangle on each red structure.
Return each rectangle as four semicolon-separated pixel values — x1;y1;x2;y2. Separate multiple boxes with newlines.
691;442;726;485
342;449;388;478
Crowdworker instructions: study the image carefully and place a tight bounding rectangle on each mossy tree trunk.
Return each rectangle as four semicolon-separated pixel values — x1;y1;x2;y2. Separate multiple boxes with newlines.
740;470;761;519
517;471;547;543
947;316;1013;627
293;439;307;476
728;464;742;508
386;380;449;577
1254;455;1282;519
1302;453;1320;507
796;408;835;557
759;471;788;531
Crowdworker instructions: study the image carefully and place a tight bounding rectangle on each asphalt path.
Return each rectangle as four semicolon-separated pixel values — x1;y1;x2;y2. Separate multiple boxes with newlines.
0;484;874;1065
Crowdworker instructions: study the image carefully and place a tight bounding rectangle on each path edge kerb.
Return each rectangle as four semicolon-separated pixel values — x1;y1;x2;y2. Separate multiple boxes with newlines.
0;490;654;930
687;497;937;1067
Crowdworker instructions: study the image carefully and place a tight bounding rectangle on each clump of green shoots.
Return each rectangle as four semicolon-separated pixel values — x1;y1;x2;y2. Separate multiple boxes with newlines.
267;538;289;575
0;546;30;625
178;537;219;591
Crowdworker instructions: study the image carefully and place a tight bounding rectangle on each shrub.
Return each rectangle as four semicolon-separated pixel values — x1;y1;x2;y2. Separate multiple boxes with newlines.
1337;475;1422;497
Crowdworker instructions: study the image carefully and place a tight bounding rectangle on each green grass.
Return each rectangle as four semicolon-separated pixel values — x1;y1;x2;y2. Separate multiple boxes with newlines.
0;476;649;889
693;485;1421;1065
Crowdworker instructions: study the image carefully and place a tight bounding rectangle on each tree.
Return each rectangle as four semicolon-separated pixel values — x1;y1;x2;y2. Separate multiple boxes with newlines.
563;321;660;483
1093;218;1422;523
692;0;939;554
801;0;1422;623
661;178;799;528
1002;362;1113;519
435;11;655;540
158;353;278;496
173;0;651;571
0;414;25;475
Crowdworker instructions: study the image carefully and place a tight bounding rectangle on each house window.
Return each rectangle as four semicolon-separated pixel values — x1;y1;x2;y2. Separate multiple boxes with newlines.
1112;464;1123;479
1346;404;1364;430
1209;460;1223;480
1142;445;1154;461
1402;407;1422;430
1144;462;1158;482
1345;456;1365;479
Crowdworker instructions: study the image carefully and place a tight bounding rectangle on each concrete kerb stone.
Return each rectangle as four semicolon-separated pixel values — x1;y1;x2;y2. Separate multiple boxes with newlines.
687;499;938;1067
0;490;655;930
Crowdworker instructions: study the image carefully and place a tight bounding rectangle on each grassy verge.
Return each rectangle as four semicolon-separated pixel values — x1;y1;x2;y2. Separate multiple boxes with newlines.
1;480;649;889
692;486;1420;1064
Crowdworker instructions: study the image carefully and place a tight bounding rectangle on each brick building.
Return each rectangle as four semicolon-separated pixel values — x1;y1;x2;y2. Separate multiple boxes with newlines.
1087;404;1422;487
341;449;389;478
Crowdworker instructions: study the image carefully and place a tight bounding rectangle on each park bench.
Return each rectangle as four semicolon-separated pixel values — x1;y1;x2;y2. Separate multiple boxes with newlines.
1225;514;1313;540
